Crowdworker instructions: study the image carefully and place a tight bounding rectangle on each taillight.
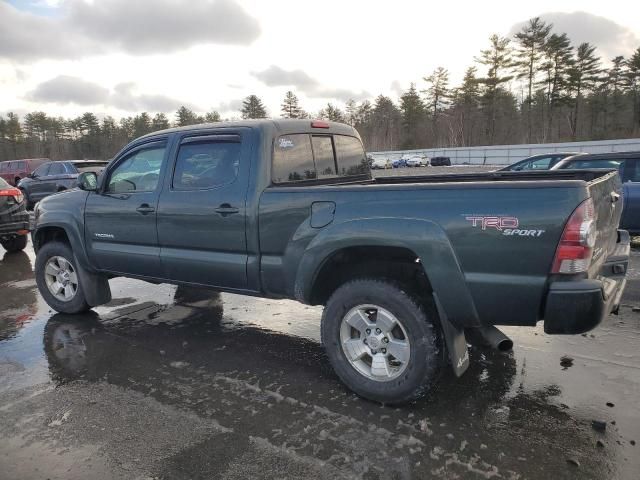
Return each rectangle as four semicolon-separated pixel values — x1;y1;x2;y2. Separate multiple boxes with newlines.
311;120;330;128
551;198;596;274
0;187;24;204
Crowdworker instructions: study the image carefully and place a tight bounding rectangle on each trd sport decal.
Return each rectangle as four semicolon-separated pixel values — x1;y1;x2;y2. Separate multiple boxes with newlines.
465;215;545;237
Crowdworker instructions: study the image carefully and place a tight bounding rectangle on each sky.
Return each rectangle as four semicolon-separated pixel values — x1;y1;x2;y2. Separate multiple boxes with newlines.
1;0;639;121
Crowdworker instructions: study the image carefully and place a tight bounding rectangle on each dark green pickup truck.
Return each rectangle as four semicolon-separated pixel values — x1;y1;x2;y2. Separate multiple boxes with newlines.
32;119;629;403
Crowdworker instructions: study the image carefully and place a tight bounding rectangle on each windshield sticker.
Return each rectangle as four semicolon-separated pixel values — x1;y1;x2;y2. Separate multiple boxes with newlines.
279;138;294;149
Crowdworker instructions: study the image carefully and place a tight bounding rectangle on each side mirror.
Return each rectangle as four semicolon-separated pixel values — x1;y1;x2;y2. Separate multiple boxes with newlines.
77;172;98;191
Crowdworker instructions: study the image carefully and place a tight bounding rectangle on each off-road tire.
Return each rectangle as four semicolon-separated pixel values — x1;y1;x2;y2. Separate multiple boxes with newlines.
321;278;443;404
35;241;90;314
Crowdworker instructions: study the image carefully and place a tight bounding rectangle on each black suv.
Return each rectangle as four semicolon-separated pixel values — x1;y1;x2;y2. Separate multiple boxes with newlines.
18;160;108;209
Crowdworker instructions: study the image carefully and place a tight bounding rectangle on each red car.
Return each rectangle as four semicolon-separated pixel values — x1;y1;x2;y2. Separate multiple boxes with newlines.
0;158;49;186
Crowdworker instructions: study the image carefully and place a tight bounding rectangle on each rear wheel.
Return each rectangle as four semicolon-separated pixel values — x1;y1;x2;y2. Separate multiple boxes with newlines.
35;241;90;314
1;235;27;253
321;279;443;404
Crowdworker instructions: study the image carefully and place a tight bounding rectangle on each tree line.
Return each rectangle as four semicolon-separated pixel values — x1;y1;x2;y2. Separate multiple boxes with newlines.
1;17;640;161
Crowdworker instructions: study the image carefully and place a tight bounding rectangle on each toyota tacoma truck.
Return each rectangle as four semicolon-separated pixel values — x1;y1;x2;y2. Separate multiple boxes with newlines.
31;119;629;403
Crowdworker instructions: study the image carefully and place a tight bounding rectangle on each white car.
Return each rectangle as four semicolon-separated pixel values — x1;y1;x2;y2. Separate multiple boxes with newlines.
406;156;429;167
371;157;391;169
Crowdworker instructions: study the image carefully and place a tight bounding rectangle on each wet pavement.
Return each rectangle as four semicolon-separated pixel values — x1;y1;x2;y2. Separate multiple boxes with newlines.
1;240;639;479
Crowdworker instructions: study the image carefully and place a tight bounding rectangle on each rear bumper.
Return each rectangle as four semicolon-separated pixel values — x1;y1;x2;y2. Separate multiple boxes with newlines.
544;230;630;334
0;212;31;240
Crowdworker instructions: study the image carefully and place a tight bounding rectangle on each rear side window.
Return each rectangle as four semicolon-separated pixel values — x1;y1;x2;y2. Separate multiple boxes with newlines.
14;161;25;171
334;135;368;176
173;139;241;190
272;134;316;183
311;136;336;178
48;163;65;175
564;159;623;170
0;163;8;173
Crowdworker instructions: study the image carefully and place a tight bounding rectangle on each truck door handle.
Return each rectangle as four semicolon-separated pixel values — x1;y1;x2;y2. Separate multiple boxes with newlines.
214;204;239;216
611;192;620;203
136;204;155;214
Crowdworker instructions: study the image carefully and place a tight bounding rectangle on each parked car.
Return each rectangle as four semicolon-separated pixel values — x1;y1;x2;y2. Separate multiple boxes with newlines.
552;151;640;235
371;157;391;169
392;157;408;168
405;156;429;167
0;158;49;186
18;160;109;209
0;177;29;252
31;119;628;404
430;156;451;166
498;152;582;171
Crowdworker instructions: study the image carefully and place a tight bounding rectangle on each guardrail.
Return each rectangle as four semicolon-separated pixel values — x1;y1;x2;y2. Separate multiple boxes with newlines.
370;138;640;166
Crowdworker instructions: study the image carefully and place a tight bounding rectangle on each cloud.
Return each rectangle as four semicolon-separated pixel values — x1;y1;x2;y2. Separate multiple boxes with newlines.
27;75;110;105
509;11;639;60
251;65;371;102
0;0;260;61
26;75;193;112
251;65;318;90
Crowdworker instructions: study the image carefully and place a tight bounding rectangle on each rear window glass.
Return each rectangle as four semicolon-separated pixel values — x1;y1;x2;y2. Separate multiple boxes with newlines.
312;136;336;178
272;134;316;183
334;135;369;176
623;160;640;182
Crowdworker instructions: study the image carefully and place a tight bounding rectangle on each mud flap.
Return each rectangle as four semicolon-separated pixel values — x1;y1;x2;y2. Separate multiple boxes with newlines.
434;294;469;377
74;254;112;307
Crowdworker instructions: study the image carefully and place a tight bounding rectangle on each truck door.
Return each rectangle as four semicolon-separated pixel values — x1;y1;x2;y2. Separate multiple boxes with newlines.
621;158;640;233
84;140;168;277
157;133;249;289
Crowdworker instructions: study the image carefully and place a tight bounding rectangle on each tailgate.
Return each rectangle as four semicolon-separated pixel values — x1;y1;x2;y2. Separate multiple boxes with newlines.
586;170;623;271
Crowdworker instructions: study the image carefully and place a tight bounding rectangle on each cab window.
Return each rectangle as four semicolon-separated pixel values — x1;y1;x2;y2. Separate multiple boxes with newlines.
107;145;166;193
334;135;369;176
173;139;241;190
311;136;337;178
272;134;316;183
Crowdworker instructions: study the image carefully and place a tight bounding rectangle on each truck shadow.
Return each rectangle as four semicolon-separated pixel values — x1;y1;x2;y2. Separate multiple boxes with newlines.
41;286;613;479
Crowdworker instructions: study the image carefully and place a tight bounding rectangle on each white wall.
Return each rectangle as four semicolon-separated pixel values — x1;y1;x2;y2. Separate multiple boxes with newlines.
370;138;640;165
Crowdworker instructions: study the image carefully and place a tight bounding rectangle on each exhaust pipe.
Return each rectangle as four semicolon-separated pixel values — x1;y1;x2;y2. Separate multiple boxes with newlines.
466;326;513;352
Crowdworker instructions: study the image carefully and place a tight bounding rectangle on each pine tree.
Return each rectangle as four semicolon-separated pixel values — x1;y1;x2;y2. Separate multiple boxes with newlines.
567;42;602;139
625;47;640;133
175;106;199;126
422;67;450;145
513;17;551;142
476;34;514;144
541;33;574;140
151;113;170;131
319;103;345;122
241;95;267;119
399;84;426;149
280;91;301;118
205;111;221;122
451;66;481;146
132;112;152;138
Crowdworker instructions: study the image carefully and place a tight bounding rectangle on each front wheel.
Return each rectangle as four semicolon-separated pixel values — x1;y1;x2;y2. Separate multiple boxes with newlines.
1;234;28;253
35;241;90;314
321;279;443;404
